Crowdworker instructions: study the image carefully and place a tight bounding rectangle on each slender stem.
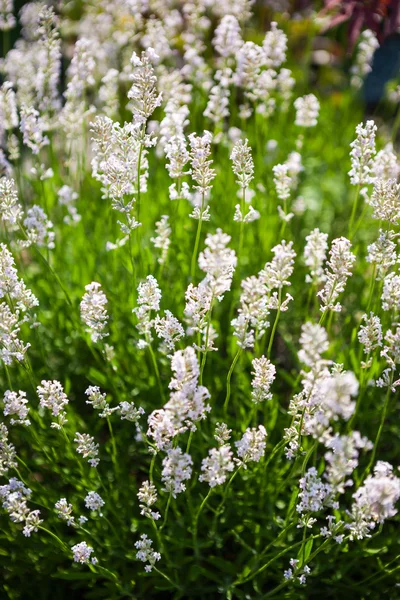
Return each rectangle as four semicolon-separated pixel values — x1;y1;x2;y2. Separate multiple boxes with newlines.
348;183;361;237
161;493;172;530
192;488;213;556
363;376;393;478
190;193;205;280
223;347;242;414
267;289;282;358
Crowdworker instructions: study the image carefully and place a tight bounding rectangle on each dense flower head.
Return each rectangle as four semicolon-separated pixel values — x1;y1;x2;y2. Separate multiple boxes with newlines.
304;228;329;285
318;237;356;313
294;94;320;127
128;48;162;126
135;534;161;572
198;229;237;298
137;481;160;521
230;139;254;189
0;177;23;229
3;390;30;426
251;356;276;403
349;120;377;185
74;432;100;468
199;444;235;487
80;282;109;343
188;131;216;195
84;491;104;513
37;380;68;429
235;425;267;466
368;178;400;224
71;541;97;565
161;447;193;497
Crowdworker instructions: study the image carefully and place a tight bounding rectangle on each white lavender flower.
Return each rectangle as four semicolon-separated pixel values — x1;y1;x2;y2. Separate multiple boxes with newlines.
84;491;104;514
372;143;399;182
19;105;49;155
198;229;237;299
0;0;15;30
151;215;171;265
55;498;75;526
318;237;355;313
320;370;359;421
74;433;100;468
367;229;398;280
22;205;55;249
297;467;333;515
263;21;287;68
230;139;254;189
128;48;162;127
251;356;276;403
85;386;118;419
381;272;400;312
154;310;185;353
80;282;109;344
135;534;161;572
347;461;400;540
213;15;242;59
161;447;193;497
23;509;42;537
349;120;377;185
0;424;17;476
199;444;235;487
260;240;296;291
137;481;160;521
235;425;267;466
358;313;383;357
298;322;329;368
133;275;161;347
3;390;30;426
351;30;379;89
368;178;400;224
304;228;329;284
37;380;68;429
294;94;320;127
118;401;145;423
214;422;232;445
0;177;23;229
189;131;216;195
71;541;97;565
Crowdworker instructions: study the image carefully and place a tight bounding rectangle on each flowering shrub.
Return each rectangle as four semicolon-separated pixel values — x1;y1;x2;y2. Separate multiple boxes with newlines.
0;2;399;599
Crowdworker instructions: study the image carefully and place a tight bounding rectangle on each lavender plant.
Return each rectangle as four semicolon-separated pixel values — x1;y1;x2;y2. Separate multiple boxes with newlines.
0;3;399;599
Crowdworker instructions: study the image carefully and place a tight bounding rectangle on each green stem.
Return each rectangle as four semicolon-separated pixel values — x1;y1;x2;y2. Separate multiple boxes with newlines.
190;193;205;280
223;347;242;415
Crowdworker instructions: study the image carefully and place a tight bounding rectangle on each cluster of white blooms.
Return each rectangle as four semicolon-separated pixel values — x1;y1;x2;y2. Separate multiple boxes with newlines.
251;356;276;403
85;491;104;514
0;0;15;31
235;425;267;466
347;461;400;540
199;444;235;487
319;370;359;422
90;116;144;236
133;275;162;347
37;380;69;429
35;5;61;115
137;481;160;521
0;477;42;537
258;241;295;313
263;21;287;68
165;135;191;201
366;229;398;280
80;282;109;344
351;30;379;89
161;447;193;497
184;280;213;342
22;205;55;250
297;467;334;515
55;498;75;526
0;81;18;138
304;228;329;284
230;139;254;189
213;15;242;59
99;68;119;119
188;131;216;197
151;215;171;265
373;143;399;182
148;347;210;449
368;178;400;224
324;432;372;494
19;105;49;155
214;422;232;445
58;185;81;225
349;120;377;185
0;423;17;476
294;94;320;127
273;163;291;202
198;229;237;299
3;390;30;426
71;541;97;565
0;177;23;230
380;325;400;371
118;401;145;423
85;386;118;419
135;534;161;572
154;310;185;354
74;432;100;468
298;322;329;368
231;274;269;349
0;244;39;324
358;312;383;361
128;48;162;128
318;237;356;313
284;559;311;585
381;272;400;312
